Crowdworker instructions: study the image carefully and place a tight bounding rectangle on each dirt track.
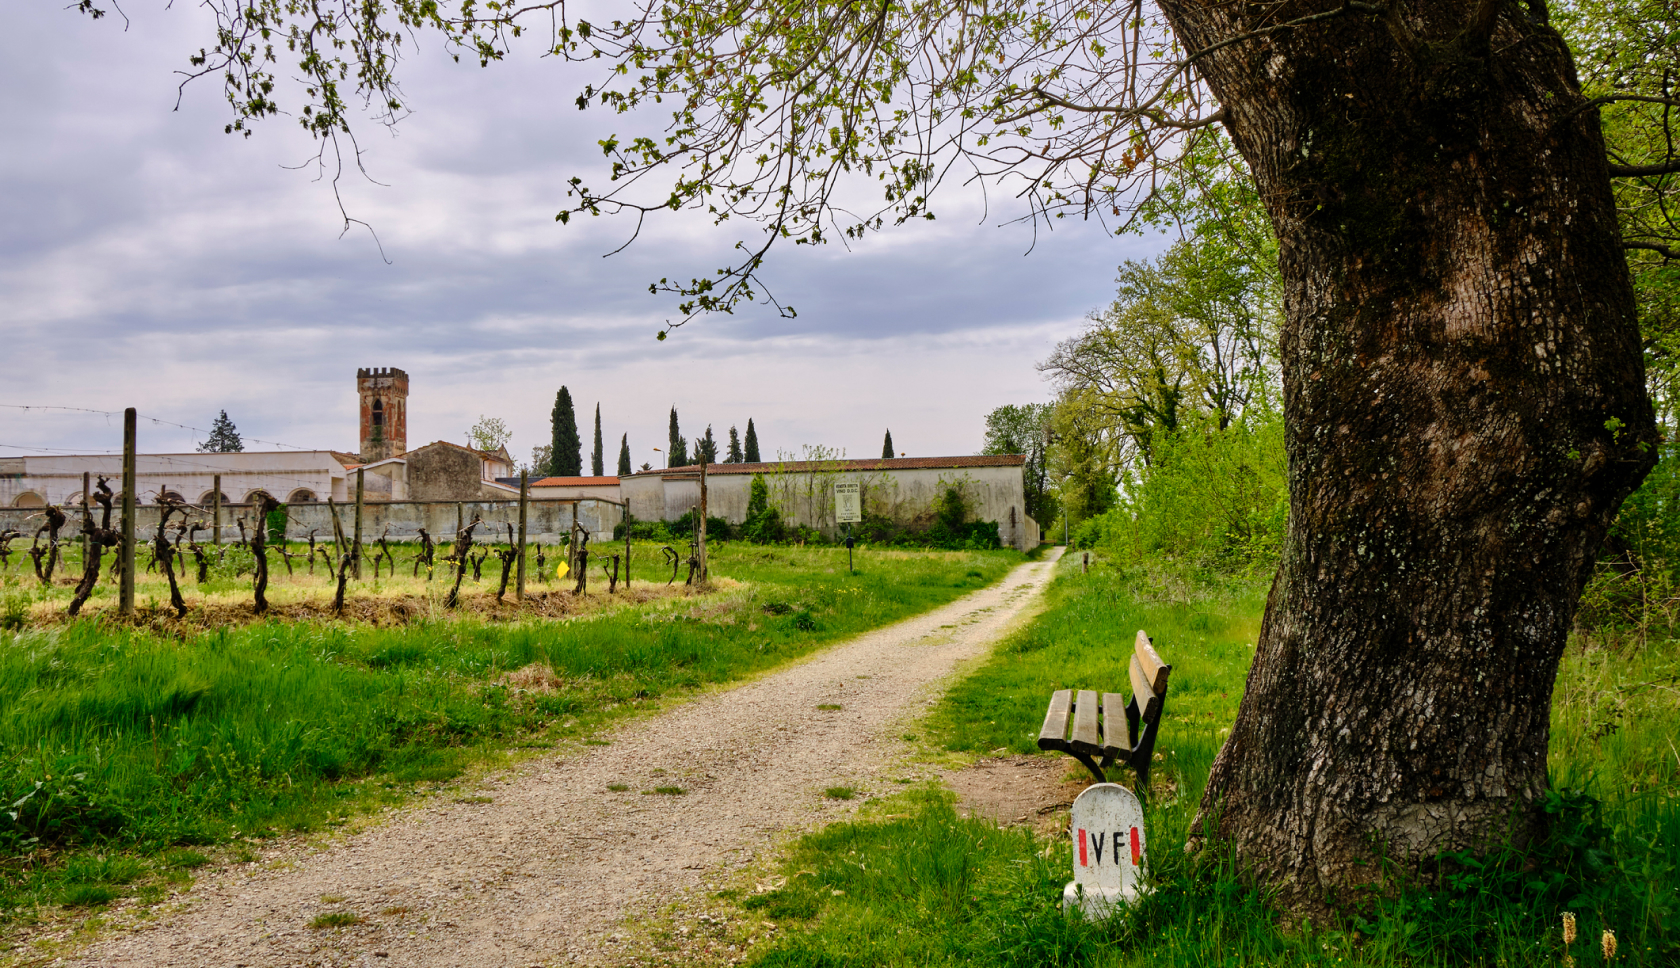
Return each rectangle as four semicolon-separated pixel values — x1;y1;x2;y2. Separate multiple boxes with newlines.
67;549;1062;967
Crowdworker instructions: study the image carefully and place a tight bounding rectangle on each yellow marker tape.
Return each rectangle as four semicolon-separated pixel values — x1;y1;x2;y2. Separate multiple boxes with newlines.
557;560;569;580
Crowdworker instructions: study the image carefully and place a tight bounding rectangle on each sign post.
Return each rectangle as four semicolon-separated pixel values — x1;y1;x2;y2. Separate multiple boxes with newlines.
834;481;861;574
1063;783;1146;921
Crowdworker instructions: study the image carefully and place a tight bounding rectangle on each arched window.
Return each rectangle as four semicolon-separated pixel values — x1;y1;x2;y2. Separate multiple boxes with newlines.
371;398;384;428
11;491;45;508
157;490;187;505
287;488;319;503
243;489;274;505
200;490;232;507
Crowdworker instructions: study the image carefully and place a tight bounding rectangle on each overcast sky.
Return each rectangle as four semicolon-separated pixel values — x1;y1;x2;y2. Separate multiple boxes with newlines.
2;2;1168;468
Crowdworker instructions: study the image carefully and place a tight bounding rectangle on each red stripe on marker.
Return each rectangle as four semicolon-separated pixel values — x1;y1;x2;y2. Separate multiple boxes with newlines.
1078;829;1087;866
1130;826;1141;866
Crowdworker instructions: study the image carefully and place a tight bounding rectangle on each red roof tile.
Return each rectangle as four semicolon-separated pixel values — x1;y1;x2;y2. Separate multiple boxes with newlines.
530;476;620;487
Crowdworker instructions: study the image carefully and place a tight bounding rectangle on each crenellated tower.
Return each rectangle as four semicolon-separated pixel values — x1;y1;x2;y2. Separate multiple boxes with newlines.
357;367;409;462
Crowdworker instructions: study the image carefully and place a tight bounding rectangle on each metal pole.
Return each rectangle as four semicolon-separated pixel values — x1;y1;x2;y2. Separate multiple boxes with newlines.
212;474;222;546
119;407;136;616
353;468;365;579
516;469;529;601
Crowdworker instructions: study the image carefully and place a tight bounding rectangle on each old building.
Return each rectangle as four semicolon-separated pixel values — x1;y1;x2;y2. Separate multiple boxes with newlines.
1;367;512;509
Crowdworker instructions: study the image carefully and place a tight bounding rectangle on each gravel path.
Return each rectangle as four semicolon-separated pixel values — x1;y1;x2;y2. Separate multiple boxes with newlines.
70;549;1061;967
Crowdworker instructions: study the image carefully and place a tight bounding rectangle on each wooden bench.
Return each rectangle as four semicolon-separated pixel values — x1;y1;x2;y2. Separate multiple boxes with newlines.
1037;630;1172;787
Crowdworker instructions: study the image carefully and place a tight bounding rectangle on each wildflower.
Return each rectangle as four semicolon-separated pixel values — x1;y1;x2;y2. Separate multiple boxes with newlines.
1562;912;1577;946
1602;929;1616;961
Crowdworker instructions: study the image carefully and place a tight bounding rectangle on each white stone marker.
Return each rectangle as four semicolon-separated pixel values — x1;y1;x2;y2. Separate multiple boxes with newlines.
1063;782;1146;920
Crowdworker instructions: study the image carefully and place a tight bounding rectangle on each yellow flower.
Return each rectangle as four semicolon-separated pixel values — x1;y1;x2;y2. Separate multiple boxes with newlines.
1562;912;1577;946
1602;929;1617;961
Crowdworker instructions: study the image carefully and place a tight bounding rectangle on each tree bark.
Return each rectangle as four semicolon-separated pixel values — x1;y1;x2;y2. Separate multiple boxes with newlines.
1160;1;1660;909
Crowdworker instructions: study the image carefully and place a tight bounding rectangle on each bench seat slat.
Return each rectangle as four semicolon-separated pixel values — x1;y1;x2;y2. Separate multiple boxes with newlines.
1130;655;1161;725
1070;689;1103;754
1036;688;1073;751
1100;692;1131;756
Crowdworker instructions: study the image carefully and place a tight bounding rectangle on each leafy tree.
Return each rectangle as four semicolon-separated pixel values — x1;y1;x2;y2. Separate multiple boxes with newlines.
1041;216;1279;468
551;388;581;477
983;404;1056;528
529;445;553;477
113;0;1670;910
743;420;760;463
617;434;632;477
881;430;895;459
666;407;689;467
467;415;512;454
198;411;244;453
727;426;743;463
695;425;718;464
590;404;604;477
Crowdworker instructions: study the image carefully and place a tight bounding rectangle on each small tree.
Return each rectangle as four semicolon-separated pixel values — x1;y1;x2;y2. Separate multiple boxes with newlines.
667;407;689;467
468;415;512;453
530;445;553;476
743;419;761;463
552;388;582;476
617;434;632;476
198;411;244;453
727;426;743;463
696;425;719;464
881;429;895;459
591;403;605;476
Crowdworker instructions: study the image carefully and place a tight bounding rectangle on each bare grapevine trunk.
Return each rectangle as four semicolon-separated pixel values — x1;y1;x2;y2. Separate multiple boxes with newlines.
1159;1;1659;909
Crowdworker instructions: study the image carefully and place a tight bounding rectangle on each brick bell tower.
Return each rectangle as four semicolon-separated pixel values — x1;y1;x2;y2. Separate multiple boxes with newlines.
357;367;409;462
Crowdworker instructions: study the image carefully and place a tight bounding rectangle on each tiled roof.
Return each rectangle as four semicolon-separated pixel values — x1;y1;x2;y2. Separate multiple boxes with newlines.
530;476;620;487
629;455;1025;478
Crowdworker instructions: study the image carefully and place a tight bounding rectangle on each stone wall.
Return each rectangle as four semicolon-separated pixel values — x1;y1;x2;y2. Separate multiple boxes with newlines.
0;498;623;546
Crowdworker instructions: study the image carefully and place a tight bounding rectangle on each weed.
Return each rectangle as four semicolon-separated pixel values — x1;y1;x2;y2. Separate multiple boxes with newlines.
822;787;856;801
816;704;843;711
607;784;630;792
59;884;118;907
645;786;687;796
308;911;362;929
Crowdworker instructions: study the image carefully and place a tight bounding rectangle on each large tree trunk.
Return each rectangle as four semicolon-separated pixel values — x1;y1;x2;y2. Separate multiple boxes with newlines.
1161;1;1659;909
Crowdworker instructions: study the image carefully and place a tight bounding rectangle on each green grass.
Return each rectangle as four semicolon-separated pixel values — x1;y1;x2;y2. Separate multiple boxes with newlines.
0;542;1019;933
737;555;1680;967
307;910;363;929
823;787;857;801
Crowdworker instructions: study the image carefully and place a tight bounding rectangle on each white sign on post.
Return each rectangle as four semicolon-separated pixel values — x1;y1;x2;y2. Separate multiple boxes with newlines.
834;482;862;524
1063;782;1147;920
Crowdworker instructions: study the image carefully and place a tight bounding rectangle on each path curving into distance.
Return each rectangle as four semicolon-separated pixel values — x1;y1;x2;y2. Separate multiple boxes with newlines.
71;548;1063;967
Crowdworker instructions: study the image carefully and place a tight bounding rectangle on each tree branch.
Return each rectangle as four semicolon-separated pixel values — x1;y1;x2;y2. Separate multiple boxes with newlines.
1608;159;1680;178
1625;240;1680;259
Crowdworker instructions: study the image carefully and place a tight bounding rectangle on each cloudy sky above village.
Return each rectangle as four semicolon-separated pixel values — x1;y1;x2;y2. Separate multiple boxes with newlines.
2;3;1169;467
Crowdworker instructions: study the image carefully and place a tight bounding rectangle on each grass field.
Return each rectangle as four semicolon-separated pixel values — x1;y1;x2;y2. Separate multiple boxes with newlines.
0;542;1022;936
735;555;1680;967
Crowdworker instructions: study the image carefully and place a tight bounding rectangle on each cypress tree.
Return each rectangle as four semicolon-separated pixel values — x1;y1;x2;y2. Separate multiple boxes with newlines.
591;403;604;476
667;407;689;467
696;425;718;464
882;429;895;459
617;433;632;476
551;388;582;477
744;419;760;463
727;426;743;463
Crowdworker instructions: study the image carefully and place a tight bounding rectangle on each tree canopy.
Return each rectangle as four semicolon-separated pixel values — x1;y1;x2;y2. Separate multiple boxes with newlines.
197;411;244;453
551;389;582;476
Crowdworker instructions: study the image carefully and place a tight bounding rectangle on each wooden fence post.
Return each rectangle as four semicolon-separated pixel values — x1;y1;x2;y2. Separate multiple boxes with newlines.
119;407;136;616
81;471;90;570
697;457;708;584
516;470;529;601
353;468;365;579
623;504;631;590
212;473;222;546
